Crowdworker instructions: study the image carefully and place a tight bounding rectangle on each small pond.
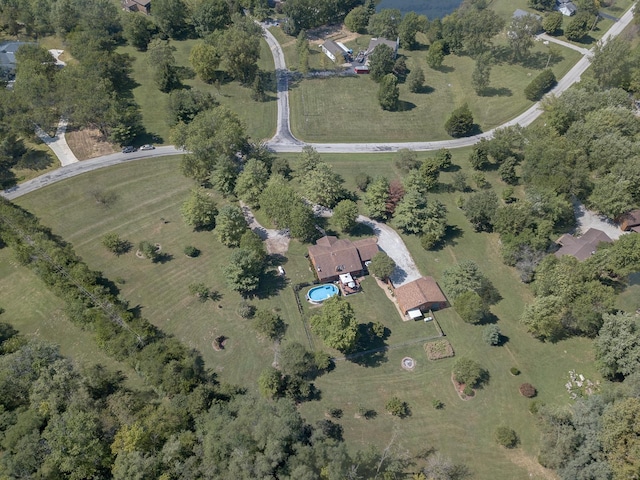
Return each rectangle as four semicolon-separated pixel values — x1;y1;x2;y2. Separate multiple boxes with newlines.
376;0;464;18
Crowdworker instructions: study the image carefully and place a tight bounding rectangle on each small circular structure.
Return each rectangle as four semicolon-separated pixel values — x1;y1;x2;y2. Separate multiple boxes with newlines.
307;284;339;304
401;357;416;371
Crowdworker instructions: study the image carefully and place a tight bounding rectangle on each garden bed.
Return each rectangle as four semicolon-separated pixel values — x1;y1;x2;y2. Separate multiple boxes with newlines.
424;339;454;360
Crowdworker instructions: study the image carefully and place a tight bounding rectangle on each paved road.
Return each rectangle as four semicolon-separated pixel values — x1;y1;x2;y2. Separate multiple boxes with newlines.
1;4;635;200
264;5;635;153
2;146;182;200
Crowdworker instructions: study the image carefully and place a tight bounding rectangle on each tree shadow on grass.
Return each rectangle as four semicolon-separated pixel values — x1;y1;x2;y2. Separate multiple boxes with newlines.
441;225;464;248
397;100;416;112
435;65;455;74
16;149;53;170
153;252;173;264
346;322;390;367
480;86;512;97
479;312;499;325
255;270;287;299
418;85;435;94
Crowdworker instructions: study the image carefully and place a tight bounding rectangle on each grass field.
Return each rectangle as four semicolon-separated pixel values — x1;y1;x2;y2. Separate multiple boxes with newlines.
288;38;581;142
119;37;277;145
5;149;607;479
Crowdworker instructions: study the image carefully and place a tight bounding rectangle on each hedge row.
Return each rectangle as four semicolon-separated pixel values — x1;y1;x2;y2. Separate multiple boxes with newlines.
0;198;211;395
524;69;556;101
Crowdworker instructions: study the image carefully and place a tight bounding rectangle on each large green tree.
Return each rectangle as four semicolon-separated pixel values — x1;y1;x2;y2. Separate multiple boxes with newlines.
332;200;359;233
301;162;345;207
223;248;264;296
181;187;218;230
234;159;270;207
444;104;474;137
310;296;359;353
368;251;396;281
595;312;640;380
398;12;428;50
368;43;395;82
215;205;248;247
377;73;400;111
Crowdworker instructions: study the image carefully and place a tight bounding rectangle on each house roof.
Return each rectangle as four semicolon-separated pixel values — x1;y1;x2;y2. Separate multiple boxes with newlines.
321;40;342;56
366;37;398;55
557;0;577;15
352;237;379;262
620;209;640;230
308;236;378;281
394;276;448;314
555;228;613;261
0;42;31;69
513;9;542;20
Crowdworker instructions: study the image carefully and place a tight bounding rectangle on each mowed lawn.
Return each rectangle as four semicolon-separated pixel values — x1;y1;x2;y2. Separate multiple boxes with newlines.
289;39;581;142
119;37;277;145
9;149;602;479
0;248;144;390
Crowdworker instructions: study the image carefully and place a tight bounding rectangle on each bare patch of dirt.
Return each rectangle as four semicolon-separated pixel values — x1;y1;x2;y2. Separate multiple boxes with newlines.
504;449;560;480
266;235;290;255
66;128;119;160
307;24;361;45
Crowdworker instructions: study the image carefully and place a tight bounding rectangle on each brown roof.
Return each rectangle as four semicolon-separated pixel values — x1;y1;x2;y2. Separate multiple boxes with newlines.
308;236;377;282
555;228;613;261
620;209;640;230
352;237;379;262
394;276;448;314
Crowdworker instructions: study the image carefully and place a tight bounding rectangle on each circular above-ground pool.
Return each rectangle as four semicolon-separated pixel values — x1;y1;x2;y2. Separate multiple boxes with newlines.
307;284;339;304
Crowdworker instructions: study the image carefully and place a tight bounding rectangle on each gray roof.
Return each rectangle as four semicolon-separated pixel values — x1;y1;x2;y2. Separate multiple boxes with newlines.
366;37;398;55
0;42;34;68
513;9;542;20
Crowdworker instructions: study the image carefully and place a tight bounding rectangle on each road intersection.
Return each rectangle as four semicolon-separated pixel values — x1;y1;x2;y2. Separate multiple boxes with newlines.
1;5;636;200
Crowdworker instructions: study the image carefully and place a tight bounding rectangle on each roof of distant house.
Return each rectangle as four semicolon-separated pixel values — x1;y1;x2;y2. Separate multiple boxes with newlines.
513;9;541;19
308;235;378;282
620;209;640;230
555;228;613;261
0;42;32;68
366;37;398;55
394;276;448;314
321;39;342;55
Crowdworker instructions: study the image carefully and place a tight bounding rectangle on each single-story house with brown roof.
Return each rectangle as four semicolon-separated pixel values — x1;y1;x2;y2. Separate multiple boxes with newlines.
308;235;378;283
555;228;613;261
619;209;640;232
394;276;448;319
123;0;151;14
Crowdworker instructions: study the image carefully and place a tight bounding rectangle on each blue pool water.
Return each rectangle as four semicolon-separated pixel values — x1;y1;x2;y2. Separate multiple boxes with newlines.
307;284;339;303
376;0;463;18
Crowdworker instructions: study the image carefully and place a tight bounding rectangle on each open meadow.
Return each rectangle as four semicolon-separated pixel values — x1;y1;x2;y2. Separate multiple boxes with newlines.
4;148;603;479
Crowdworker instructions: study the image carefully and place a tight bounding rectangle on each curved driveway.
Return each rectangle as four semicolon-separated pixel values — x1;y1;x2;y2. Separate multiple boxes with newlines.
1;6;635;200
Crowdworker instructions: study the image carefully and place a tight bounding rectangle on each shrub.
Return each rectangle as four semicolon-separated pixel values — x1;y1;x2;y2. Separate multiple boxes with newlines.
519;383;537;398
238;302;256;319
463;385;475;397
138;241;159;261
452;357;485;387
444;103;474;137
252;309;286;340
102;233;131;256
328;408;343;419
432;399;444;410
510;367;520;376
357;405;376;419
494;426;519;448
454;291;487;324
188;283;210;302
356;172;371;191
483;325;502;346
529;400;545;415
183;245;200;257
386;396;410;418
524;69;556;101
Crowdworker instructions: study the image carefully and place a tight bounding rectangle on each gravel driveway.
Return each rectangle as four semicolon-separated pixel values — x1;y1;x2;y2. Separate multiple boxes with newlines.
356;216;422;287
572;199;626;240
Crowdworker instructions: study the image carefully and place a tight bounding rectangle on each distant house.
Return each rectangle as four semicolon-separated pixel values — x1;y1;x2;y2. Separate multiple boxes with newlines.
365;37;399;59
308;235;378;283
556;0;577;16
123;0;151;14
0;42;34;80
555;228;613;261
619;209;640;232
394;276;448;319
320;40;347;62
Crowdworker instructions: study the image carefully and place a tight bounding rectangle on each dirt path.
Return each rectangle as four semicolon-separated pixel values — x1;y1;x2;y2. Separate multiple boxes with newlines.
239;202;290;254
